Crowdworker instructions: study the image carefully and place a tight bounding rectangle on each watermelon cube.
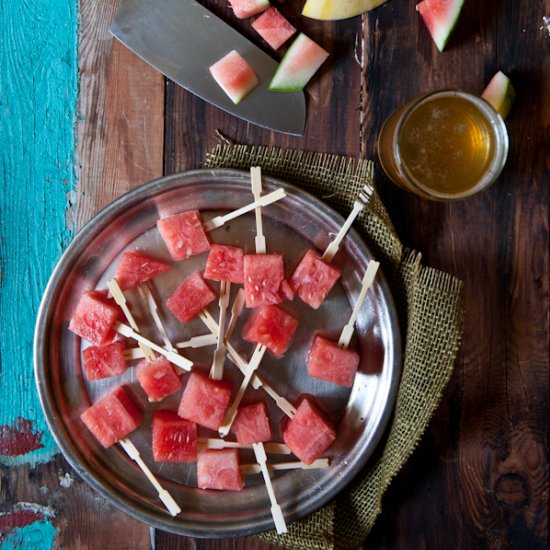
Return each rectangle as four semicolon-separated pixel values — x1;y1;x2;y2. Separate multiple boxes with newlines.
152;410;197;462
136;356;182;402
228;0;270;19
204;244;245;284
209;50;259;105
307;335;360;387
252;7;296;50
197;449;244;491
282;396;335;465
157;210;210;261
243;253;293;308
270;33;329;92
113;251;170;291
178;372;233;430
82;341;127;381
80;386;143;448
166;271;217;323
68;290;121;347
231;401;272;445
242;304;298;356
289;249;341;309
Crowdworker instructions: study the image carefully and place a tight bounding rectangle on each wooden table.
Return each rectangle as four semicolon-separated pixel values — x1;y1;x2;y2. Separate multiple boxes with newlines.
1;0;548;548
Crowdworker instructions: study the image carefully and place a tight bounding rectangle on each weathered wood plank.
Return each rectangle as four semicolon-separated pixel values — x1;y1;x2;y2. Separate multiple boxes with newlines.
363;0;549;548
77;0;165;228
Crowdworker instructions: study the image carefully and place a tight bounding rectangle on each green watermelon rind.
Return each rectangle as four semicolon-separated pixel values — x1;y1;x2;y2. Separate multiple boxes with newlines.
269;33;329;92
481;71;516;120
417;0;465;52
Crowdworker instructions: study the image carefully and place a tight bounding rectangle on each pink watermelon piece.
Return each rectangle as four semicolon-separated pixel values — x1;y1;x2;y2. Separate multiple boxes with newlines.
166;271;217;323
178;372;233;430
307;335;360;387
136;356;182;402
113;251;170;291
243;253;293;307
197;449;244;491
204;243;245;284
68;290;121;347
152;410;197;463
231;401;272;445
80;386;143;448
242;304;298;356
82;341;127;381
416;0;465;52
269;33;329;91
209;50;259;104
282;395;335;465
251;7;296;50
228;0;270;19
289;249;341;309
157;210;210;261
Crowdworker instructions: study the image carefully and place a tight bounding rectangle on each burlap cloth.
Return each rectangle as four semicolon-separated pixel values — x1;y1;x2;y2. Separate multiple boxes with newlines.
205;141;465;550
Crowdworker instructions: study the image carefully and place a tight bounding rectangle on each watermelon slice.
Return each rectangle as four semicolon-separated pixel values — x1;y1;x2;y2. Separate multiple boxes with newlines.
178;372;233;430
197;449;244;491
166;271;217;323
289;249;341;309
152;410;197;463
82;341;127;381
80;386;143;448
231;401;272;445
113;251;170;291
243;253;293;307
481;71;515;120
251;7;296;50
157;210;210;261
136;356;182;402
281;395;335;464
416;0;465;52
302;0;388;20
307;335;360;387
204;244;245;284
209;50;259;105
68;290;121;347
242;304;298;356
228;0;270;19
269;33;329;92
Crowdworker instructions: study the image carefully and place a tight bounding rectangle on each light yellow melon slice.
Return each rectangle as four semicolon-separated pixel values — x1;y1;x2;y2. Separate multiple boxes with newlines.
302;0;388;21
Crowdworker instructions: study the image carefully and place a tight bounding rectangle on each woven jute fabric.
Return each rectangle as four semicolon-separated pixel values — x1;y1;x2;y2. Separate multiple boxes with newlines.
205;142;465;550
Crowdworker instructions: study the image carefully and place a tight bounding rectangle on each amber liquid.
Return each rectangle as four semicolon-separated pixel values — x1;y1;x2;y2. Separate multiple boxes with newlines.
397;96;495;196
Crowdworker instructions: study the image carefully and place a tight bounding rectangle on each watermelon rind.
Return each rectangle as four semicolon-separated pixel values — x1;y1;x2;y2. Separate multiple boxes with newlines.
416;0;465;52
481;71;515;120
302;0;388;20
269;33;329;92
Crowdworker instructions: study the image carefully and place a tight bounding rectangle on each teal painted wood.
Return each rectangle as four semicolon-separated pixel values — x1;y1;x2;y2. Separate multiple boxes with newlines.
0;0;78;467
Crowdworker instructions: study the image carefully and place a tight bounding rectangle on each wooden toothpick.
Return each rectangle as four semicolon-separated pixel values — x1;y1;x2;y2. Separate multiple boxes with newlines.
252;442;287;535
210;280;231;380
137;282;176;352
224;288;245;343
115;322;192;371
240;458;330;476
202;188;286;231
119;438;181;516
250;166;266;254
338;260;380;349
124;333;216;361
198;438;291;455
107;278;156;362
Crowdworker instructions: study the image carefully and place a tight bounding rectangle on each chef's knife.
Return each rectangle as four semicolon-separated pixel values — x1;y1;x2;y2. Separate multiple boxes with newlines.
111;0;307;135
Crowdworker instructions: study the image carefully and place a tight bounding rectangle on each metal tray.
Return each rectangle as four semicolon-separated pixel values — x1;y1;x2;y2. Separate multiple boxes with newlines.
34;169;401;538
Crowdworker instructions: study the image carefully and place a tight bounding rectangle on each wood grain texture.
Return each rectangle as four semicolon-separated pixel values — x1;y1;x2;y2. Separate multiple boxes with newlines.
362;0;549;548
76;0;165;228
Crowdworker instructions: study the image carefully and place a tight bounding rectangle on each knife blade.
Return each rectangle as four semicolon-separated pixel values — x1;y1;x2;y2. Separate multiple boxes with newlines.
111;0;307;135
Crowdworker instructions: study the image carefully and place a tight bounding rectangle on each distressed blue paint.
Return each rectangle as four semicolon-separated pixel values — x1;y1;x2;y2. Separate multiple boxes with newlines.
0;0;78;465
0;521;56;550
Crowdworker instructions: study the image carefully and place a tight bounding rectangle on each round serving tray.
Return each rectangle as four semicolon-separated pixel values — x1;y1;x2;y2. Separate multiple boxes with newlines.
34;169;401;538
